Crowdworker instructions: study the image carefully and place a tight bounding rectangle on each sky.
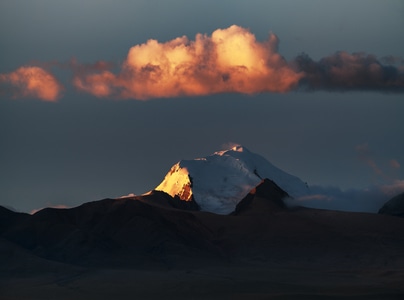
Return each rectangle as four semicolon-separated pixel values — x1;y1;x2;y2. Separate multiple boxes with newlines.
1;0;403;213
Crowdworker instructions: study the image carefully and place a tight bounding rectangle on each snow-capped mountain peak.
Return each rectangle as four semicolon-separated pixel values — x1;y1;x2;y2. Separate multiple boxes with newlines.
155;145;309;214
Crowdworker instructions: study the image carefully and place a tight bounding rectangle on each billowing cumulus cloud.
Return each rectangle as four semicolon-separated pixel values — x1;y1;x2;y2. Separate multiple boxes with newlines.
2;25;404;101
73;26;404;100
73;25;303;99
0;66;63;101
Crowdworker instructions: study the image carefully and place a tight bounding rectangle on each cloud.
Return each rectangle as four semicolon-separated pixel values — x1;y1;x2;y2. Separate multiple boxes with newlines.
355;143;385;177
389;159;401;170
73;25;303;99
295;51;404;92
286;180;404;213
381;55;404;65
285;144;404;213
73;26;404;100
354;143;401;182
379;179;404;195
0;66;63;101
2;25;404;101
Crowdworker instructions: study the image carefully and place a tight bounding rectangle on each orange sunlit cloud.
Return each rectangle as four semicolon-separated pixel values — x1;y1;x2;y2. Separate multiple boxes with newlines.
0;66;63;101
73;25;303;100
2;25;402;102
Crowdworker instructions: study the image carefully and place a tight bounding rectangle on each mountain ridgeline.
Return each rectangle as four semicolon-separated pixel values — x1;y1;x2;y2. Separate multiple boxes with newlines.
154;145;309;214
2;145;404;299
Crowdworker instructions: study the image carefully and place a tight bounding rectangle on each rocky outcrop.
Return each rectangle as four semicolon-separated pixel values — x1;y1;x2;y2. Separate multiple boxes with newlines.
232;178;288;215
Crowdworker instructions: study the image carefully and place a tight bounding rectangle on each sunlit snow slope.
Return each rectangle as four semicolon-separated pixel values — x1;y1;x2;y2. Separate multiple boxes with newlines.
155;145;309;214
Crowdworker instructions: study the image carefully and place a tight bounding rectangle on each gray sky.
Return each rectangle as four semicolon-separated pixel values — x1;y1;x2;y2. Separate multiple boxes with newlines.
1;0;403;213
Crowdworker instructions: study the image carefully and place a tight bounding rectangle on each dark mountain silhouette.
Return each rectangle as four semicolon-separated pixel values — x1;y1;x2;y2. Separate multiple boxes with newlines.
379;192;404;218
1;196;214;269
131;190;200;211
232;179;288;215
2;180;404;299
2;180;404;268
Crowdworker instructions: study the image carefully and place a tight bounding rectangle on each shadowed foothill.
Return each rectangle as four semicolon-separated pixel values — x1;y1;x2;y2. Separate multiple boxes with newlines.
1;178;404;299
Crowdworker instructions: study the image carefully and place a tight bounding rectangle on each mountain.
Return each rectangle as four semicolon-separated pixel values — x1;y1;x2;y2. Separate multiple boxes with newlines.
0;180;290;269
155;145;309;214
2;174;404;298
2;180;404;270
379;192;404;218
232;179;288;215
3;146;404;298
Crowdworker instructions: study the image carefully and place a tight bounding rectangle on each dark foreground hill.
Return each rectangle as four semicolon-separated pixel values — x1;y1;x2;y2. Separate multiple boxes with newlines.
379;192;404;218
1;180;404;299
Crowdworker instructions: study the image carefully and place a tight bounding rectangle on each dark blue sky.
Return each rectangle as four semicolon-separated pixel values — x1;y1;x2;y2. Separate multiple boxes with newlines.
1;0;403;212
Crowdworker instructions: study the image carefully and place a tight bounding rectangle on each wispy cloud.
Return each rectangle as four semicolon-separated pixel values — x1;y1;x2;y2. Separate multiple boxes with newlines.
286;144;403;213
355;143;401;182
389;159;401;170
355;143;385;178
286;180;404;213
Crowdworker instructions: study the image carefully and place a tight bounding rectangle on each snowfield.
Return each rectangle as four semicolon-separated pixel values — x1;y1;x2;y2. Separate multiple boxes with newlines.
155;145;309;214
